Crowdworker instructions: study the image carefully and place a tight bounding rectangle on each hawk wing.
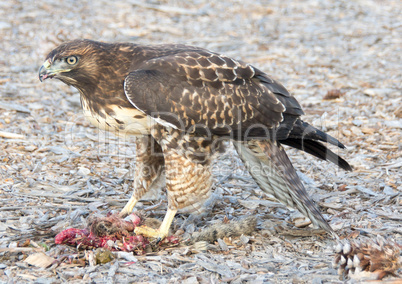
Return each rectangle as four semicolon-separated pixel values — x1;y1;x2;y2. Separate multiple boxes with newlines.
124;49;304;139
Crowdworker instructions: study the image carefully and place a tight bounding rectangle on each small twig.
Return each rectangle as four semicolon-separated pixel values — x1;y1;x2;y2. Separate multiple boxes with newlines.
0;247;44;253
0;102;30;113
0;206;26;211
129;0;200;15
0;131;24;139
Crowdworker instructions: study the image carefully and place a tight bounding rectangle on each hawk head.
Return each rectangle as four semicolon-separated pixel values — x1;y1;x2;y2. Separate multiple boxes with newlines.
39;39;110;91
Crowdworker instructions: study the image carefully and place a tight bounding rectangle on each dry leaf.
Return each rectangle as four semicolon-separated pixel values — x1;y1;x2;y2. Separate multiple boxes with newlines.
24;253;55;268
323;89;345;100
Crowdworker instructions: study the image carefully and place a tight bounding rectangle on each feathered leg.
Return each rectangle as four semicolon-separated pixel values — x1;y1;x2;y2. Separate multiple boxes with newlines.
233;139;336;237
120;135;165;217
134;128;213;239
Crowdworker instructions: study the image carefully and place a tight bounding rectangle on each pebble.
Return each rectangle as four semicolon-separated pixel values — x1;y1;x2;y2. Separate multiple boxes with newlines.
77;166;91;176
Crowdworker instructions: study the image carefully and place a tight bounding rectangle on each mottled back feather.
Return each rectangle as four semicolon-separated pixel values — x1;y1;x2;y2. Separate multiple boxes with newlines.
124;50;303;140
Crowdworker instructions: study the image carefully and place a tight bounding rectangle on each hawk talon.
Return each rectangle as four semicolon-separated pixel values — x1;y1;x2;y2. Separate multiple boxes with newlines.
134;226;169;241
133;209;177;241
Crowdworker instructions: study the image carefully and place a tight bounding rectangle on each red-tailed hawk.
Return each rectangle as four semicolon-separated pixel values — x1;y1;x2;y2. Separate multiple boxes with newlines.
39;39;351;240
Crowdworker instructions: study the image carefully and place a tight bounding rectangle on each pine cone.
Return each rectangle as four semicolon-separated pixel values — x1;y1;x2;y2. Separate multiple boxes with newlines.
333;237;401;280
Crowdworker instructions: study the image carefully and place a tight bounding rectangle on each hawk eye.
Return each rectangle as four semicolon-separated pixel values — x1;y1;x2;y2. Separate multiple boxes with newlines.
66;56;78;65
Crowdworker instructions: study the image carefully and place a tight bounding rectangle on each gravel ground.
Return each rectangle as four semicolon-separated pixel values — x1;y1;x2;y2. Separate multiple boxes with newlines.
0;0;401;283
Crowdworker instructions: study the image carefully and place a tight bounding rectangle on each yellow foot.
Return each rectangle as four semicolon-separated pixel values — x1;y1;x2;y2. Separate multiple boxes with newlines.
134;226;168;241
134;208;177;242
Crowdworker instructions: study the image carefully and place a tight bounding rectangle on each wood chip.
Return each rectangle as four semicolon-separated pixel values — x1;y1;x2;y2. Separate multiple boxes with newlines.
217;238;229;251
0;102;30;113
294;218;312;228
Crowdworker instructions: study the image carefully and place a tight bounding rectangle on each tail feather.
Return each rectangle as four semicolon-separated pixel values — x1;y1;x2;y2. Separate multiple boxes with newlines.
280;138;352;171
233;140;336;237
280;119;352;171
288;119;346;149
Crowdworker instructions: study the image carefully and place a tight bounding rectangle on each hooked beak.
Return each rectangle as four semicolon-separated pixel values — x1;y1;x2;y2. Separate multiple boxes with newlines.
39;60;53;82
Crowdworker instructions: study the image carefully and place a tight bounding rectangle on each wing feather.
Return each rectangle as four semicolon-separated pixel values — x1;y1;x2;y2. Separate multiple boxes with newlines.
124;49;303;139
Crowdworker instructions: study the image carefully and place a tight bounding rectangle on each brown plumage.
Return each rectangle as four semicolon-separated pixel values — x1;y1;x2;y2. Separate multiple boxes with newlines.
39;39;352;240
